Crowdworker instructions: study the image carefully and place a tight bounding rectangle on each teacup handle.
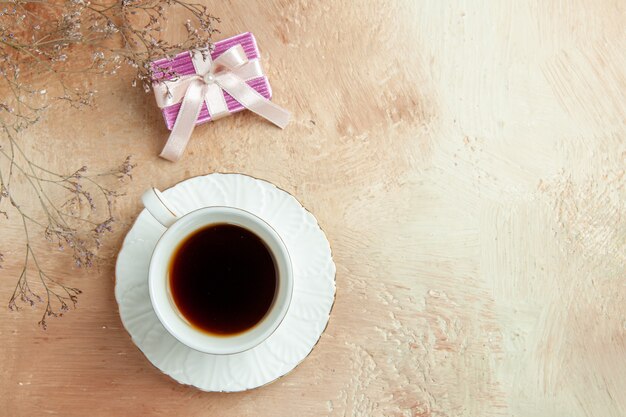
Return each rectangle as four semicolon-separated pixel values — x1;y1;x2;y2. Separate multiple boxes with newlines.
141;188;180;228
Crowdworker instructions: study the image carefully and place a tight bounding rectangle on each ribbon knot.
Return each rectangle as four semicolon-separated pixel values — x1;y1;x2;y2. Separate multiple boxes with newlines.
203;72;216;84
153;45;290;162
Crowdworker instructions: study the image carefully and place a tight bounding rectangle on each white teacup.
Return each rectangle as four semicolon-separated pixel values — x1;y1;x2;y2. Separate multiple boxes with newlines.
142;188;293;355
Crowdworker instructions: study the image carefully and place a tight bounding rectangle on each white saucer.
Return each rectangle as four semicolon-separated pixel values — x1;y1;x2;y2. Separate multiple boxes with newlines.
115;173;336;392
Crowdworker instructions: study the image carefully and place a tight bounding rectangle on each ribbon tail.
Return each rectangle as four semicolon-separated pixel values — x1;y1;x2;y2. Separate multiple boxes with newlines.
159;81;205;162
217;73;290;129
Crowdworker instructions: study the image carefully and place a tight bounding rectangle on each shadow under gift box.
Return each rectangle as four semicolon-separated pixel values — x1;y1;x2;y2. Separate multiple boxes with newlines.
151;32;273;130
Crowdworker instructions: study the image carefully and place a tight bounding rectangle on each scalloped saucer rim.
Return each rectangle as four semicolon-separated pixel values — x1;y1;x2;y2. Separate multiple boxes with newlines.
115;173;336;392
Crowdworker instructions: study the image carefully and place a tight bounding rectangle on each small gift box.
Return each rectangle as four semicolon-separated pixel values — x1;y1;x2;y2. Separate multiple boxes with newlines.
151;32;289;161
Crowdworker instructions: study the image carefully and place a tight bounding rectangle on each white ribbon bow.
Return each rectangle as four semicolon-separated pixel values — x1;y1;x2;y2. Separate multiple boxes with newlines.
153;45;290;162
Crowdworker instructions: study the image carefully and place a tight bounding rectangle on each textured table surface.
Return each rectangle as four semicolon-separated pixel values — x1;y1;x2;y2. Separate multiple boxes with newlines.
1;1;624;416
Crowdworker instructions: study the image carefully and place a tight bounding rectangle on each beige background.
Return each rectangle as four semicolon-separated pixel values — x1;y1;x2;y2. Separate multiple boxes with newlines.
1;1;625;416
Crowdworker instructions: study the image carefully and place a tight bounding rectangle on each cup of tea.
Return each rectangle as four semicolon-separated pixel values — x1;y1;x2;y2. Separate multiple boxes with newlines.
141;188;293;355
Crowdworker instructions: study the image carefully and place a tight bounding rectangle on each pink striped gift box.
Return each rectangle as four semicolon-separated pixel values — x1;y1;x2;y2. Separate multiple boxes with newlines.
151;32;273;130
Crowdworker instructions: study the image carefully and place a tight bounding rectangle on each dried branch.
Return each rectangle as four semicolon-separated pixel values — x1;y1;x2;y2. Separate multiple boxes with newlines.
0;0;217;327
